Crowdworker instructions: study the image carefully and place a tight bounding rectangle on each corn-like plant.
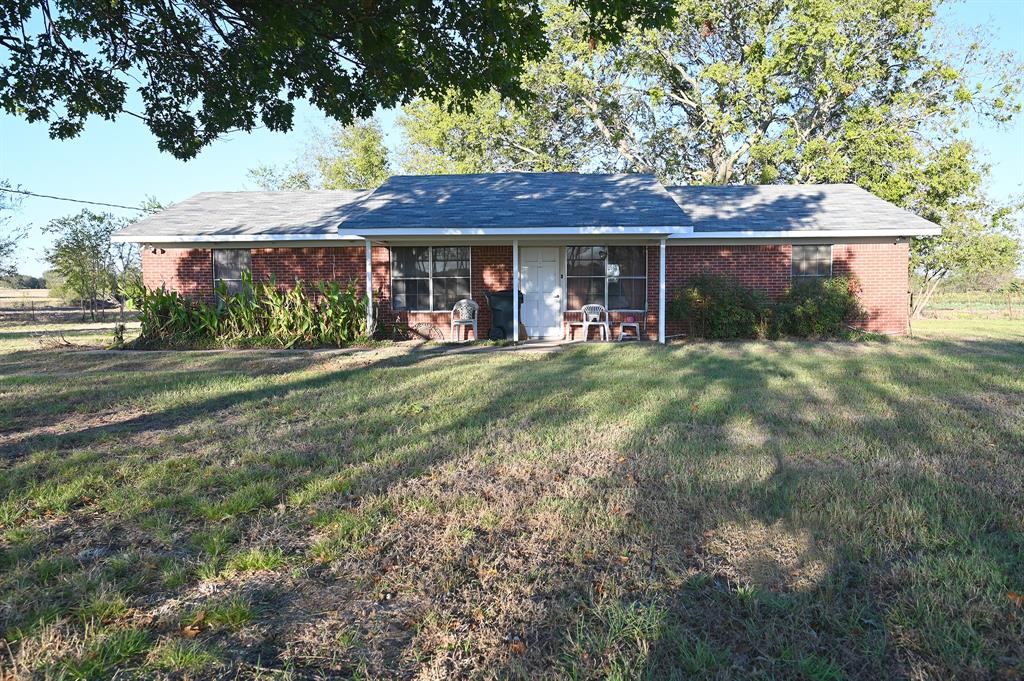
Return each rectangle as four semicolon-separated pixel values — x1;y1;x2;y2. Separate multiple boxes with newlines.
131;273;369;348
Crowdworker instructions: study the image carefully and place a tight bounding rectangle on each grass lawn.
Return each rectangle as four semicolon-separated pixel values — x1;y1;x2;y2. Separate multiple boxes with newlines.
0;319;1021;679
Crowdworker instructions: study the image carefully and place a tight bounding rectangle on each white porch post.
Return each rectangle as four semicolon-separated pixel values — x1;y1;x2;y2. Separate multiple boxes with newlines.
364;239;374;336
658;238;666;344
512;239;520;342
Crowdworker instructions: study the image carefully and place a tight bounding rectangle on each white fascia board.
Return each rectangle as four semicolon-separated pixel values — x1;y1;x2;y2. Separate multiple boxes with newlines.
112;225;941;244
667;227;941;239
342;225;686;237
110;232;364;244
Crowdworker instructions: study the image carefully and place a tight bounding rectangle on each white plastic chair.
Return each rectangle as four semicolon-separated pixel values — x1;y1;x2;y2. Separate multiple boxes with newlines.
580;303;610;341
450;298;479;341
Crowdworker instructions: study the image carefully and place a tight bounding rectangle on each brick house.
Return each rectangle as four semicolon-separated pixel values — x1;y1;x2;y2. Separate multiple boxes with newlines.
113;173;940;341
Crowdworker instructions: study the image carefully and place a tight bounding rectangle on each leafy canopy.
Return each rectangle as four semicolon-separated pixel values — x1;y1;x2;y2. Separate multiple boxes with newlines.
400;1;1020;187
0;0;676;159
248;119;391;191
44;210;141;317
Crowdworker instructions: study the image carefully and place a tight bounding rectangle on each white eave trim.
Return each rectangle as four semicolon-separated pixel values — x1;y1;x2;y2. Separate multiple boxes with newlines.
112;224;940;244
110;232;364;244
342;225;686;236
667;227;940;239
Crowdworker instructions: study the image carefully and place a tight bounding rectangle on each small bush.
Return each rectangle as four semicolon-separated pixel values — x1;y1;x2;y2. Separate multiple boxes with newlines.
668;275;864;339
667;275;772;339
775;276;863;337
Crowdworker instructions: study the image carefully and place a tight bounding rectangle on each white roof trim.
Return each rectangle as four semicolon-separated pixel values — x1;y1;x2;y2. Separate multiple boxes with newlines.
111;232;364;244
113;224;940;244
344;226;686;236
668;227;940;239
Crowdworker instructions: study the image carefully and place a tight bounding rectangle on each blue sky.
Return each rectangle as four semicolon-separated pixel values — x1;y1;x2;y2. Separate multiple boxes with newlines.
2;0;1022;277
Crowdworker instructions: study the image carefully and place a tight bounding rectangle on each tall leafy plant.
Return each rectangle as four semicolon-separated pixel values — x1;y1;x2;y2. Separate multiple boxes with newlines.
129;273;369;348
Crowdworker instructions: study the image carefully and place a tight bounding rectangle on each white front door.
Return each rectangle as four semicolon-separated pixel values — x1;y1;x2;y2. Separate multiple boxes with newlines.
520;247;562;338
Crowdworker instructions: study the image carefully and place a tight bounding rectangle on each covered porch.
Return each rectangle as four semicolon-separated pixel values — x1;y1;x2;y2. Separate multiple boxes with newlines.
362;236;669;344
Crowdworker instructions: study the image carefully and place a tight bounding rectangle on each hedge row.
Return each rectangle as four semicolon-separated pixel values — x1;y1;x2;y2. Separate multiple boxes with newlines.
667;275;865;339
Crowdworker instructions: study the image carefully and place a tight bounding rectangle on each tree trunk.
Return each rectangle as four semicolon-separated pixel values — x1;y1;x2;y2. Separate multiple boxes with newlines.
911;276;943;319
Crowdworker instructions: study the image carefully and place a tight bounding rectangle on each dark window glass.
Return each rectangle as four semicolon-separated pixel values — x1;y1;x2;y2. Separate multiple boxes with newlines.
391;246;471;311
392;277;430;311
567;245;646;310
567;277;605;310
213;249;251;300
432;246;470;277
792;245;832;278
392;247;430;278
608;278;646;310
432;276;471;311
567;246;606;276
607;246;645;277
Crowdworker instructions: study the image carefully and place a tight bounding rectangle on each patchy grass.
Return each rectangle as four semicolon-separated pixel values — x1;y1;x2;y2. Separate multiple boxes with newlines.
0;318;1021;678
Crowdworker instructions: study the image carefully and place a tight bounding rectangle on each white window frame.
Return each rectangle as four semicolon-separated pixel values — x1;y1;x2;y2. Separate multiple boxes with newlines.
791;244;833;280
389;246;473;312
564;245;648;312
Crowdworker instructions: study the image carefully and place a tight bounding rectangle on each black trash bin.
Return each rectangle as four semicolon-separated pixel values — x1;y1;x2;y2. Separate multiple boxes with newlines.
485;290;525;340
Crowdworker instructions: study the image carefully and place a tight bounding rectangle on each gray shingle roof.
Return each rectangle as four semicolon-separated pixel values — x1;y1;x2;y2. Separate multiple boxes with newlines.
112;176;940;241
342;173;692;230
666;184;939;233
113;190;369;238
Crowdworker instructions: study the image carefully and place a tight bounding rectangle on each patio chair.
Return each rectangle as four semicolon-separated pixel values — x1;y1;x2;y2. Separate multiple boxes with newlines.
450;298;479;341
566;304;610;341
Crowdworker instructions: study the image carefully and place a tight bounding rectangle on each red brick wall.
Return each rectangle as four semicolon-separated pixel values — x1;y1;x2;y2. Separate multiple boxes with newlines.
650;244;791;339
251;247;364;290
141;248;214;302
141;241;910;339
833;242;909;334
651;242;909;337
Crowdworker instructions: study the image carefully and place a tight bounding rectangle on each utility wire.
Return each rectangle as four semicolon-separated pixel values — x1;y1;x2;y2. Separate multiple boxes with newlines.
0;187;157;212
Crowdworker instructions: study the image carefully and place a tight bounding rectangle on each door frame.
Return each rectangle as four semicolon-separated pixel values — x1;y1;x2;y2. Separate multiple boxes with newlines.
519;245;564;339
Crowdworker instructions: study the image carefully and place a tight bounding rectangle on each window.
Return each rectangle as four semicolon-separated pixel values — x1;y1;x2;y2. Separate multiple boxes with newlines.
391;246;471;311
566;245;647;310
792;245;832;280
213;249;251;298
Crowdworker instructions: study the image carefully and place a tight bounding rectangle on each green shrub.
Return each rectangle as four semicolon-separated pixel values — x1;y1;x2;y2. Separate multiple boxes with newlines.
775;276;863;337
126;271;369;348
667;275;772;339
667;275;865;340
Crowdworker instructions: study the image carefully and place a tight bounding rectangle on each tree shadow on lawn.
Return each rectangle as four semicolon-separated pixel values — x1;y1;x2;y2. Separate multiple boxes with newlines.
620;339;1022;680
1;337;1022;678
0;346;432;453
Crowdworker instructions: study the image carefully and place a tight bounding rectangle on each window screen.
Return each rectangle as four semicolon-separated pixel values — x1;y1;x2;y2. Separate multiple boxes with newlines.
391;246;471;311
792;245;832;279
213;249;251;298
566;245;647;310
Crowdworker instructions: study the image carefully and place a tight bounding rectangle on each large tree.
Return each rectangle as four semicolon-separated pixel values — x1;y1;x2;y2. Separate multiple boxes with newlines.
0;0;676;159
248;119;391;190
402;1;1019;186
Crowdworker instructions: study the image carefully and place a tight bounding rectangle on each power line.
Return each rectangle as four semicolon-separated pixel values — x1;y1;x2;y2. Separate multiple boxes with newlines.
0;187;157;212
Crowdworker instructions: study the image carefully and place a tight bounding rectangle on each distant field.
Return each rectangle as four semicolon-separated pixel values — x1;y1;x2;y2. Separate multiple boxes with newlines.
0;288;64;307
0;289;135;326
922;290;1022;320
